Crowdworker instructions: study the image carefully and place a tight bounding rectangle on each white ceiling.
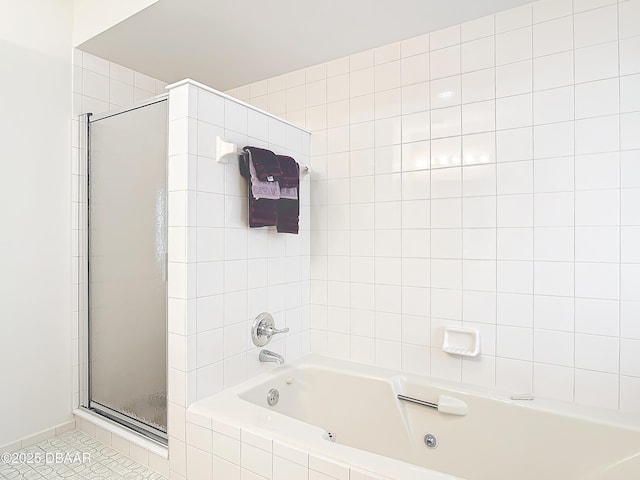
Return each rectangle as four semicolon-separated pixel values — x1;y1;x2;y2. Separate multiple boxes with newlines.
78;0;532;91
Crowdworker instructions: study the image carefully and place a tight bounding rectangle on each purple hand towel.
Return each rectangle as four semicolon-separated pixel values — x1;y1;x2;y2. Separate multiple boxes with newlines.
276;155;300;234
243;146;282;181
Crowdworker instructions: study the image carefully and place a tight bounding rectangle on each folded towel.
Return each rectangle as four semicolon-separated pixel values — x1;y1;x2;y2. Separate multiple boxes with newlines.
276;155;299;234
249;154;280;200
277;154;299;200
249;197;278;227
243;146;282;181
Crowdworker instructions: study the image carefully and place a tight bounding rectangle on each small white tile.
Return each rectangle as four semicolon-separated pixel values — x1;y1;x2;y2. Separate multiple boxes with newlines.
431;75;461;109
350;68;374;97
496;357;533;392
495;4;532;33
533;51;574;91
534;329;574;367
496;27;532;65
573;0;616;13
461;36;495;73
534;156;574;193
575;262;620;300
497;325;533;360
574;5;618;49
186;445;213;480
621;338;640;377
431;25;460;50
431;167;462;198
496;293;533;327
463;132;496;166
309;456;349;480
534;295;574;332
533;0;572;23
575;226;620;263
402;141;430;171
534;363;574;402
374;61;401;92
431;136;462;168
534;261;574;297
621;151;640;189
622;188;640;225
462;195;496;228
375;43;401;65
462;69;495;104
575;369;619;409
83;52;109;75
496;94;532;130
463;228;497;260
575;334;619;373
401;53;429;86
533;16;573;57
576;116;620;155
534;227;573;262
621;375;640;414
622;264;640;301
498;159;534;195
496;60;532;97
575;152;619;190
575;41;619;83
497;228;533;261
463;164;496;197
622;112;640;151
575;189;619;226
497;127;533;163
402;82;430;114
430;45;461;80
621;74;640;114
622;226;640;263
401;33;430;58
431;229;462;258
462;14;495;42
497;194;533;227
462;100;495;134
533;122;574;159
350;50;374;72
241;443;272;479
576;297;619;336
402;111;430;143
402;170;430;200
534;192;574;227
620;0;640;39
533;87;574;125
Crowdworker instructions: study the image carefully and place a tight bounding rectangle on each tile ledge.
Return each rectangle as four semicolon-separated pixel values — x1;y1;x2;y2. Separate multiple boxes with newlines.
165;78;311;134
73;408;168;459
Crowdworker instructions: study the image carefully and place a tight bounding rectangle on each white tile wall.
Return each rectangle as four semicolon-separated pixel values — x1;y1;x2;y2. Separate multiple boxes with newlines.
180;415;390;480
167;81;311;479
228;0;640;413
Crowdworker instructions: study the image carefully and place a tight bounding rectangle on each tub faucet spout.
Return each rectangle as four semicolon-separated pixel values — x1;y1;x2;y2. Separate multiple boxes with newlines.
259;349;285;365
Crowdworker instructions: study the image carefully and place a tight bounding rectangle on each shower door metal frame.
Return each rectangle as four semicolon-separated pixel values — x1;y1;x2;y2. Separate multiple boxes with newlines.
78;94;169;446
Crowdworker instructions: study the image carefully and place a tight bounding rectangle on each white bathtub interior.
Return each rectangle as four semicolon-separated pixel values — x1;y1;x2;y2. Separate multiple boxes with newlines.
192;355;640;480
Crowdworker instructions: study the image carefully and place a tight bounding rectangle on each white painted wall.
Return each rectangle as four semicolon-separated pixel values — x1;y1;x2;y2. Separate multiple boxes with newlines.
0;0;74;446
73;0;159;47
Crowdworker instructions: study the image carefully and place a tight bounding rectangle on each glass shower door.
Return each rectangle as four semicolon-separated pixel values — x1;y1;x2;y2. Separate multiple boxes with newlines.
88;99;168;442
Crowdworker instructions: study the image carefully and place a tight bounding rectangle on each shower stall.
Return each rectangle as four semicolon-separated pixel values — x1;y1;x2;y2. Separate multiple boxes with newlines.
80;96;168;444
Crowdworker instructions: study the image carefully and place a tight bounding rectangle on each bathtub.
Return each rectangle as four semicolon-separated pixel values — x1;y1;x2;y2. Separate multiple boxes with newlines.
189;355;640;480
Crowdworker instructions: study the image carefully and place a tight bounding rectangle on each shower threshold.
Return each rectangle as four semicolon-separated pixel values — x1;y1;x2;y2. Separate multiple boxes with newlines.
88;401;168;446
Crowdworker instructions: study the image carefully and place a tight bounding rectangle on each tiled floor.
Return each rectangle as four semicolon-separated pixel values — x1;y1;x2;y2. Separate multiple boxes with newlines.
0;430;167;479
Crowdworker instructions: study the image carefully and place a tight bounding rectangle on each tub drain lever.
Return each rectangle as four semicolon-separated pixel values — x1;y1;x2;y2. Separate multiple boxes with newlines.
397;394;468;416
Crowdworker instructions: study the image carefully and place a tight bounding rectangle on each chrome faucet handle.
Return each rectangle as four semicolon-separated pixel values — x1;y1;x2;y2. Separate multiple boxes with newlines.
251;313;289;347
